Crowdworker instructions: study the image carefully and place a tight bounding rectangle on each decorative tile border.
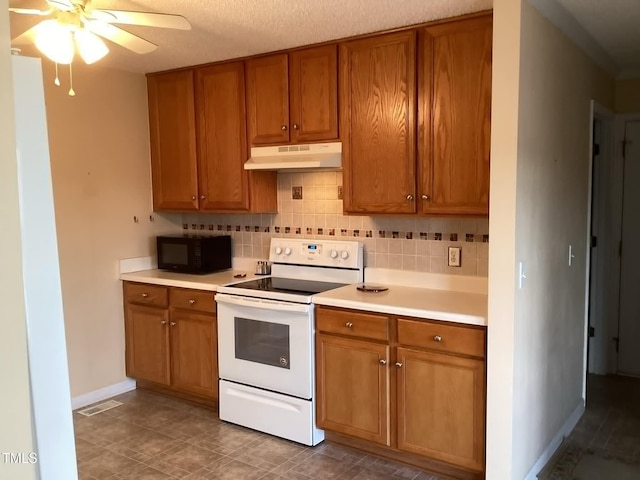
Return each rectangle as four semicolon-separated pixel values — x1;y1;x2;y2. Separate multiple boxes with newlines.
182;222;489;243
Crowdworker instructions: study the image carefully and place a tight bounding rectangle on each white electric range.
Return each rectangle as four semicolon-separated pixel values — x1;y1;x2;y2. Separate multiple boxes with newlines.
215;238;364;446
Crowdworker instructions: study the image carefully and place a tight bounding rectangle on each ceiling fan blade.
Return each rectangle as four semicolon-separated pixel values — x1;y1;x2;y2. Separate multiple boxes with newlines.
12;24;42;45
86;22;158;54
45;0;75;11
90;9;191;30
9;8;52;15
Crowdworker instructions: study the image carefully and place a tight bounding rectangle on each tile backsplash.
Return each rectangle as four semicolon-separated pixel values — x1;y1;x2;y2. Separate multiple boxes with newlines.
183;172;489;276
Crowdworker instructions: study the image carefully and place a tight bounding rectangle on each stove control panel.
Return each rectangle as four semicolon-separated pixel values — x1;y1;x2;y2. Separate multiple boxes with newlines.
269;238;363;269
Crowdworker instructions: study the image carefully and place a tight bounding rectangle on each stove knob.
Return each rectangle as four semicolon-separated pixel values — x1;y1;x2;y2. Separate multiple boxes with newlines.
275;246;282;255
341;250;349;260
284;247;292;256
330;250;338;259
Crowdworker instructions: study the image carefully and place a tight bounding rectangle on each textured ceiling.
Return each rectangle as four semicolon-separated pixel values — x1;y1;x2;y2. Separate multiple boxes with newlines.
558;0;640;76
8;0;493;73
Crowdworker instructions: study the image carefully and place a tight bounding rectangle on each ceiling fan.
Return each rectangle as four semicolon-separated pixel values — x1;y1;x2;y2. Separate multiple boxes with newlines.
10;0;191;65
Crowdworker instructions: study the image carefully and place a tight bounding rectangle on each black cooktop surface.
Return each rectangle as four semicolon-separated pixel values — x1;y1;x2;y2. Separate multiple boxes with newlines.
228;277;346;296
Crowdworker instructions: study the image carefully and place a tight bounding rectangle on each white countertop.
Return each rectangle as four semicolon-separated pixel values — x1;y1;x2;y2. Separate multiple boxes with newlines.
120;269;262;292
312;283;488;326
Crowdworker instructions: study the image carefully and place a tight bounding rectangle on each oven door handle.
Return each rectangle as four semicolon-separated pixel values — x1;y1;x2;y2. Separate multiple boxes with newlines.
215;293;311;313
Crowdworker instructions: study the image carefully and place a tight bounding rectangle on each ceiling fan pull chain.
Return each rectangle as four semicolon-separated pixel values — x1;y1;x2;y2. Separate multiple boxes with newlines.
54;62;61;87
68;63;76;97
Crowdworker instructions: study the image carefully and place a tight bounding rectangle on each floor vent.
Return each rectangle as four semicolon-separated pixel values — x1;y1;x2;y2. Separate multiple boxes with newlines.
77;400;123;417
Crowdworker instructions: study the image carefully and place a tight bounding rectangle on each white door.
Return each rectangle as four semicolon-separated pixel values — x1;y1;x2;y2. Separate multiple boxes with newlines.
618;120;640;376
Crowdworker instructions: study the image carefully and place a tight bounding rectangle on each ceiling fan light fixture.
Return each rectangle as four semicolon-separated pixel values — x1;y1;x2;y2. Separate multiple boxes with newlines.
74;29;109;64
34;20;75;65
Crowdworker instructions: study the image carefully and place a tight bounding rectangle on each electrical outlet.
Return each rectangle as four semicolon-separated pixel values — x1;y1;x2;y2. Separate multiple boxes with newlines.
448;247;461;267
292;186;303;200
337;186;343;200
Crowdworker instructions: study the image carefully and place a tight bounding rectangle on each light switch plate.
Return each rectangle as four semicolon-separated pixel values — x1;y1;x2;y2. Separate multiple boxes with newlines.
448;247;461;267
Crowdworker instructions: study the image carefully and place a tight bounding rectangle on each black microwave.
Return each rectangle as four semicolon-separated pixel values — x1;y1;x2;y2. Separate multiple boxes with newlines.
157;234;232;274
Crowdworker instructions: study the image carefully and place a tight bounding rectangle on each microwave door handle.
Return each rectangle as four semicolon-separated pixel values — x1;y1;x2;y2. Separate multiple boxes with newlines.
215;293;311;314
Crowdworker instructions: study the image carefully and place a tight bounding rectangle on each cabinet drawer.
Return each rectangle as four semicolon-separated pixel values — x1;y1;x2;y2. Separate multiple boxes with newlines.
316;307;389;341
124;282;168;308
170;288;216;313
397;318;485;358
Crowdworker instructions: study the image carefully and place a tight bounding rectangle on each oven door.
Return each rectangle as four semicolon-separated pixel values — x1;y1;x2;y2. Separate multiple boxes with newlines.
215;293;313;399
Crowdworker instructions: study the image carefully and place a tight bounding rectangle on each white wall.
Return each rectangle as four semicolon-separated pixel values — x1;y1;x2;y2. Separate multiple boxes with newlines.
511;1;613;478
485;0;522;477
615;78;640;113
487;0;615;477
0;3;38;479
42;61;182;399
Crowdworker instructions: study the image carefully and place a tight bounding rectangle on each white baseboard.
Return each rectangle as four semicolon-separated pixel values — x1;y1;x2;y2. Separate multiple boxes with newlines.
524;400;585;480
71;379;136;410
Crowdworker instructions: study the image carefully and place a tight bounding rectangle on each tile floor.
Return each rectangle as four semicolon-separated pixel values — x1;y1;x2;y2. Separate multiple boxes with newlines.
74;389;443;480
539;374;640;479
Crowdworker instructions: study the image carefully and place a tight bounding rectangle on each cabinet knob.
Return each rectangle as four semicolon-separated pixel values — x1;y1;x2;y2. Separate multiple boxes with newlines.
170;322;177;326
191;195;196;201
406;194;414;201
421;194;430;200
433;335;442;342
141;293;149;298
292;124;300;130
200;195;206;200
395;362;403;368
281;125;288;131
189;299;196;305
345;322;353;328
379;359;387;365
161;320;166;325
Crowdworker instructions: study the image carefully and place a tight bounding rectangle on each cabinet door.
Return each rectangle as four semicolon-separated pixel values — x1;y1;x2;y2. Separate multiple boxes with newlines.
419;15;492;215
396;347;485;472
195;63;250;211
170;311;218;399
290;45;338;142
341;31;417;214
147;71;199;211
316;334;390;445
246;54;290;145
125;304;171;386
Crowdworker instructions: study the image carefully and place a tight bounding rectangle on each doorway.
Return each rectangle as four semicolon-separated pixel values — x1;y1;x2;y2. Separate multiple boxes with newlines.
587;109;640;378
618;120;640;376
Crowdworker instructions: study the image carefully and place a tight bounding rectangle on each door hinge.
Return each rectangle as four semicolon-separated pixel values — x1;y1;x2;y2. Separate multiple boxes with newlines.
613;337;620;353
588;326;595;338
591;236;597;248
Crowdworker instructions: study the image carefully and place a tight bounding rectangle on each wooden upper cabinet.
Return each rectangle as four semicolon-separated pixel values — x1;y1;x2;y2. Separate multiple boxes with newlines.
246;46;338;146
290;45;338;142
246;54;290;145
195;62;250;211
341;31;417;214
419;15;492;215
147;70;199;211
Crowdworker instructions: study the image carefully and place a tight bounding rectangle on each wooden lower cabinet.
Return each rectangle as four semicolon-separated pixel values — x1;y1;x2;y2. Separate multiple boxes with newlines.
123;282;218;404
396;347;485;472
125;304;170;386
170;311;218;399
316;306;486;478
316;334;390;445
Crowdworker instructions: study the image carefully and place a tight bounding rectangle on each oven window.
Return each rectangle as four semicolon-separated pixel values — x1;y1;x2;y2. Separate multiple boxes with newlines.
234;317;290;369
